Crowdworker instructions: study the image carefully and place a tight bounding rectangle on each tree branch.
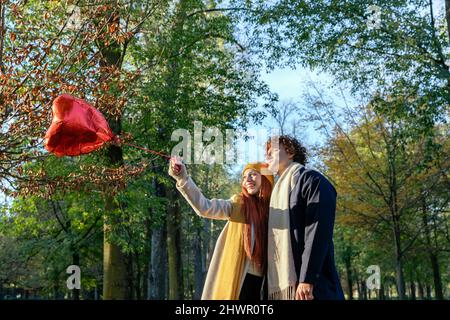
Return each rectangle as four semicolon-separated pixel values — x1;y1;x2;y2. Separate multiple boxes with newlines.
186;7;255;19
0;0;5;73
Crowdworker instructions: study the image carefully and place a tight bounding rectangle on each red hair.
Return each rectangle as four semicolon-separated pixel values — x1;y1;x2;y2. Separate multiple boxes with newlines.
241;175;273;273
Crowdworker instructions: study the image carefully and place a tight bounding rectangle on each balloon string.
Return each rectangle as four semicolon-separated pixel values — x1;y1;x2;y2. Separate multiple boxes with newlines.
121;141;172;160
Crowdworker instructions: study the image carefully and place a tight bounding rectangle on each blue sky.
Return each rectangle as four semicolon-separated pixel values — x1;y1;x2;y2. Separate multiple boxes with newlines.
259;65;324;145
230;64;353;172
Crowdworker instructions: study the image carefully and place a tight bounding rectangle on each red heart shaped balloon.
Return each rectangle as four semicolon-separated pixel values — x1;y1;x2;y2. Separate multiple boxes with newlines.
44;94;116;157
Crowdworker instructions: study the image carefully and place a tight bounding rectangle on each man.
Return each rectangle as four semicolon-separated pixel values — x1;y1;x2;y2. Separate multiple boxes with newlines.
264;135;344;300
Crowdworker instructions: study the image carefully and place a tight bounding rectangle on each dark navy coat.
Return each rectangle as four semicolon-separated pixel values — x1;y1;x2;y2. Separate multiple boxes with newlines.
288;165;345;300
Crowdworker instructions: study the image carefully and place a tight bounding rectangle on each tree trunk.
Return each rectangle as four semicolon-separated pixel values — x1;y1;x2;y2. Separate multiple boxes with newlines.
426;284;433;300
422;195;444;300
386;137;406;300
166;188;183;299
53;278;62;299
379;283;385;300
0;0;5;73
445;0;450;42
148;226;167;299
103;214;128;299
157;1;188;300
362;280;368;300
133;252;141;300
393;220;406;299
410;281;416;300
194;227;204;299
356;278;361;299
126;253;135;299
177;214;184;299
429;253;443;300
344;256;353;300
135;253;142;300
148;175;168;300
143;216;152;299
418;280;424;300
99;4;128;300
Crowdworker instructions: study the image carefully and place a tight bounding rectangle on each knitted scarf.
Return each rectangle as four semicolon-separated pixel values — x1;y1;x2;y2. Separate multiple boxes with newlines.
205;195;247;299
267;162;302;300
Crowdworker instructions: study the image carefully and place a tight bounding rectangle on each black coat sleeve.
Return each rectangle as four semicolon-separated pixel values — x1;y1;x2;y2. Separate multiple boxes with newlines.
298;170;337;285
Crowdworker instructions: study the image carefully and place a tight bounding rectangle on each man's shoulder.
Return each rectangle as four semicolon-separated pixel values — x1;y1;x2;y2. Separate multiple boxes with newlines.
294;164;335;191
294;164;323;181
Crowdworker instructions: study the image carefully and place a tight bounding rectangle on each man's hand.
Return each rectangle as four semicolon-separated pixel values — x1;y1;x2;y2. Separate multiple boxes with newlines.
295;283;314;300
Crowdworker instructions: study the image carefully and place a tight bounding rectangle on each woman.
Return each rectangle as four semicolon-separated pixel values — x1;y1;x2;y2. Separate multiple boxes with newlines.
168;157;274;300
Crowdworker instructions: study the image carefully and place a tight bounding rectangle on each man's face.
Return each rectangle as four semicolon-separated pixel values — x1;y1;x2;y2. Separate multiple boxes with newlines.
265;142;293;174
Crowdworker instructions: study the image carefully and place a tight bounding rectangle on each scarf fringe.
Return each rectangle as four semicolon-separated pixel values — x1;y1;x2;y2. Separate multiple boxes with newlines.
268;285;296;300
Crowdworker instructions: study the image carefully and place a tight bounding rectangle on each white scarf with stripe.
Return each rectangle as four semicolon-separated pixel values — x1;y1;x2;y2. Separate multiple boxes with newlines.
267;162;302;300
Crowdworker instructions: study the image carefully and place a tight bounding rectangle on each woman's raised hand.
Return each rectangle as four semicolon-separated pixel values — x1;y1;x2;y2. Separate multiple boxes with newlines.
168;156;188;182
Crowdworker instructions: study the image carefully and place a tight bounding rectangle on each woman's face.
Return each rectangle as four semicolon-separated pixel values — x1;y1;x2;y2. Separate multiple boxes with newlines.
242;169;262;195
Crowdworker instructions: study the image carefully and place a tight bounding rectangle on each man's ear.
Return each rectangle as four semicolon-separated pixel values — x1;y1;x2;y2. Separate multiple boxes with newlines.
287;152;294;160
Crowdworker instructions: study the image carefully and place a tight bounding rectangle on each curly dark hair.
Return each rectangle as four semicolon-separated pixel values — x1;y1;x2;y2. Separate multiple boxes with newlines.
266;135;308;165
